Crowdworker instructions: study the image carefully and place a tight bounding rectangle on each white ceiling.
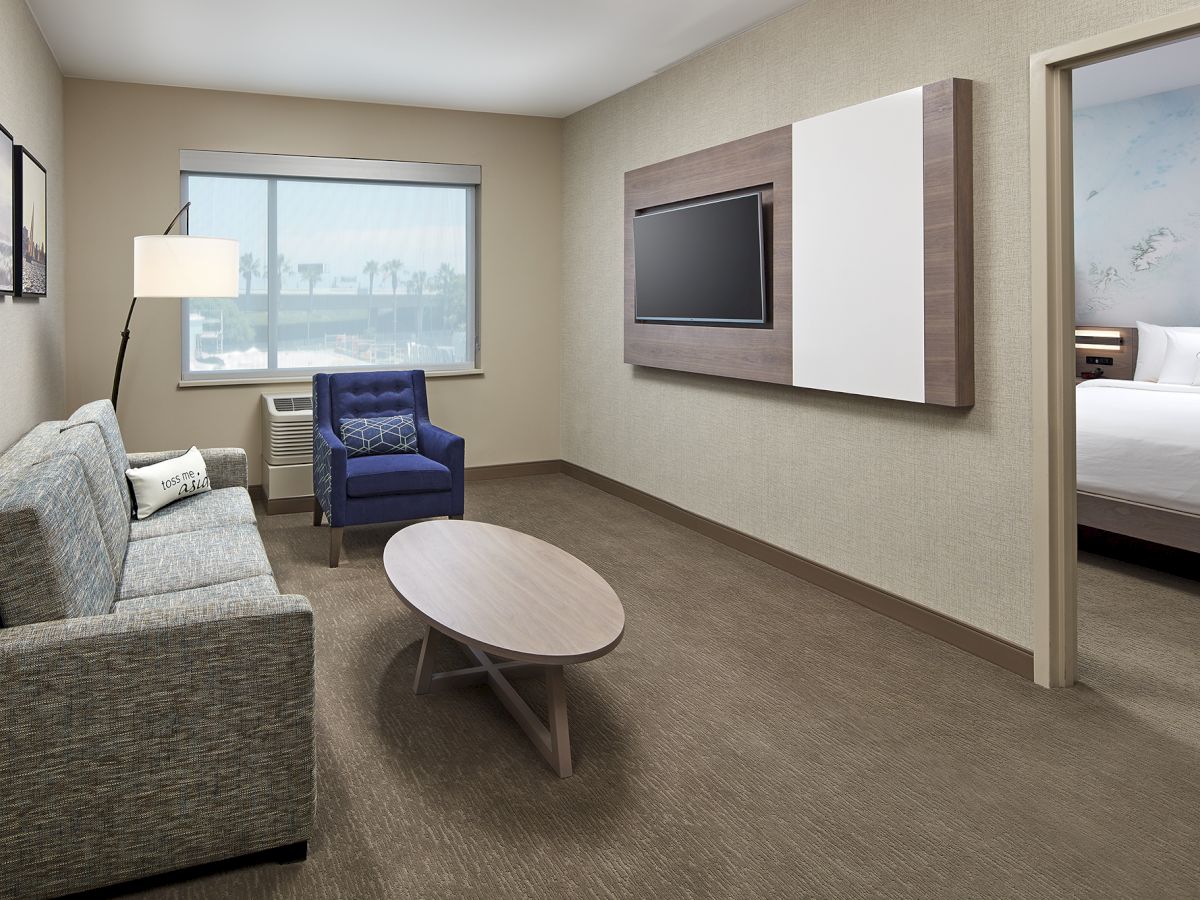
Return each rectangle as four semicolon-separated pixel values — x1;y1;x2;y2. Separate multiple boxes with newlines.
1073;34;1200;109
26;0;806;118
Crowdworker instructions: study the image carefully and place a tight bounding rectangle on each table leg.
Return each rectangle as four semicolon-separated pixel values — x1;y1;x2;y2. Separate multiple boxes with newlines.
545;665;572;778
413;626;439;695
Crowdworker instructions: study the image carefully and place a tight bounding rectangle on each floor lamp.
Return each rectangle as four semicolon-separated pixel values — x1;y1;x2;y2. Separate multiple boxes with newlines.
111;202;239;408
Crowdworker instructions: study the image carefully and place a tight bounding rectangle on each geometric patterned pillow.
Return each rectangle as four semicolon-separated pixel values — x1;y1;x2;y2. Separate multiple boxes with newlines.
340;414;419;458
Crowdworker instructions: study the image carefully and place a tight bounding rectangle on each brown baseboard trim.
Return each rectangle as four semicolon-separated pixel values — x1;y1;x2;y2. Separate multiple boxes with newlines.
559;461;1034;680
465;460;563;481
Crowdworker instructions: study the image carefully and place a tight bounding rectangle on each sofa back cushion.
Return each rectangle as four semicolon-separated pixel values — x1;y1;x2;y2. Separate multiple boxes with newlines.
327;370;427;425
0;456;117;627
63;400;132;520
54;423;131;579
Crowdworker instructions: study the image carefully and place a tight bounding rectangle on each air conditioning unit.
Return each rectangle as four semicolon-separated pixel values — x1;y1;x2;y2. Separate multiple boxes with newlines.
261;392;314;502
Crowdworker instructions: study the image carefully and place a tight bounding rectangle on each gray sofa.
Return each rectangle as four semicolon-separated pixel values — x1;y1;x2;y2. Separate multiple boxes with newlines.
0;400;314;900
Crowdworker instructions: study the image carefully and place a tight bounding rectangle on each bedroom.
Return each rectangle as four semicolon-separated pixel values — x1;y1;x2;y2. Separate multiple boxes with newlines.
1071;36;1200;690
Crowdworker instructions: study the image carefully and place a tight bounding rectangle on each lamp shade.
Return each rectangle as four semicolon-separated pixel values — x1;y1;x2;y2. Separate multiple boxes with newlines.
133;235;239;298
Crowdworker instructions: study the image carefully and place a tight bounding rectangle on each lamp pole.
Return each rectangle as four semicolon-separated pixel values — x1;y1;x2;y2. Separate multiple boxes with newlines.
110;203;192;409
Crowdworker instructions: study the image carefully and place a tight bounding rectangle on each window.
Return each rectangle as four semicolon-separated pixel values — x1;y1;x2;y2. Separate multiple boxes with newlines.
180;152;479;381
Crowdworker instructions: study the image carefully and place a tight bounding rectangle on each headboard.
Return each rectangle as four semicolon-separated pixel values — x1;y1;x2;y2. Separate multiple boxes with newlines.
1075;325;1138;381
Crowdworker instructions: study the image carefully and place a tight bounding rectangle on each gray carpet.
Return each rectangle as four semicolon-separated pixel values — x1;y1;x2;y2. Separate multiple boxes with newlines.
125;474;1199;899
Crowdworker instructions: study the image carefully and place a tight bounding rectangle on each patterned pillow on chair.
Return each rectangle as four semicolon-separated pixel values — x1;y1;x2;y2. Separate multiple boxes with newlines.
340;415;419;458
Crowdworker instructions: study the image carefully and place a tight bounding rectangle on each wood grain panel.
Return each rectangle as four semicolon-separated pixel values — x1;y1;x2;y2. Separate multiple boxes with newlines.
923;78;975;407
1074;324;1137;381
624;126;792;384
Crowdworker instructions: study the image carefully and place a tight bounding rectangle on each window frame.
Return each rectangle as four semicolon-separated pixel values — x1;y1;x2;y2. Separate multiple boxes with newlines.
178;150;481;385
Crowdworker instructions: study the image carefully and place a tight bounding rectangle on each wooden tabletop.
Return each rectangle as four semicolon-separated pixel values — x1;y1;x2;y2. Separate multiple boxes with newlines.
383;520;625;665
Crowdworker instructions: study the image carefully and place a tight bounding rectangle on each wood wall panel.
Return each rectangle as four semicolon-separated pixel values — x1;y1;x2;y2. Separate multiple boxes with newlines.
623;126;793;384
922;78;975;407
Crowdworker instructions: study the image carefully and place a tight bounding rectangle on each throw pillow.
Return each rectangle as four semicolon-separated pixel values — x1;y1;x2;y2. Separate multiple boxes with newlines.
340;414;419;457
125;446;212;519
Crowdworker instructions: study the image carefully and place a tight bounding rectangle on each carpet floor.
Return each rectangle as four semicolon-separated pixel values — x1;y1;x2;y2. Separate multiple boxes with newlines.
118;474;1199;899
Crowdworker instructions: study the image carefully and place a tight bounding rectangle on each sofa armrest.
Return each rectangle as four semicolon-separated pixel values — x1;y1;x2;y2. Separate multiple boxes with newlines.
126;447;249;489
0;595;314;898
313;423;347;523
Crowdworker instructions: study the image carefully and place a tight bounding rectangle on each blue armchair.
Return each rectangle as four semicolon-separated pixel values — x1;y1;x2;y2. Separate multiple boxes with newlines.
313;370;464;566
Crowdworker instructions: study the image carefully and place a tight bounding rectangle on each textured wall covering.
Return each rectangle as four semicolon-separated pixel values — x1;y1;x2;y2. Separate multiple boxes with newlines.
64;80;562;481
561;0;1199;649
0;0;65;451
1074;83;1200;325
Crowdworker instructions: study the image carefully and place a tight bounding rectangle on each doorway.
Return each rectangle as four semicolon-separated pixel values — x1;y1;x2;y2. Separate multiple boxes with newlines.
1031;7;1200;687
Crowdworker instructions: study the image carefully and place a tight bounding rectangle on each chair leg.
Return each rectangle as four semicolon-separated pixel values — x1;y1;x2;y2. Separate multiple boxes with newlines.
329;527;343;568
312;497;323;526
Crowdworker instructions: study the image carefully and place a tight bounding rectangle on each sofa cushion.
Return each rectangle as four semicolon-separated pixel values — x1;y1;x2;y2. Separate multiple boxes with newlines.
345;453;450;498
115;574;279;613
118;524;273;602
129;487;256;541
55;423;131;580
0;456;116;627
63;400;132;520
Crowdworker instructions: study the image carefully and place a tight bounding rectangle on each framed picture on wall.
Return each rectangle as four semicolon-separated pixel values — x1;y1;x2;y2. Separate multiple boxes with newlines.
0;123;13;295
15;146;47;297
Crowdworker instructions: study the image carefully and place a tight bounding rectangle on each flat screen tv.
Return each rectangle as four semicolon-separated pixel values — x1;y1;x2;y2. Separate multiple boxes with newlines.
633;191;766;325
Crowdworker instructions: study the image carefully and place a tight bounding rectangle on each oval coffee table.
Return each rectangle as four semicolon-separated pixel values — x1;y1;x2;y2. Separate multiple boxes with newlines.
383;520;625;778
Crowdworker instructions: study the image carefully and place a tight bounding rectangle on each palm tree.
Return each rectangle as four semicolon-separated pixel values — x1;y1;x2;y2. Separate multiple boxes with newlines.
363;260;379;295
275;254;291;287
382;259;404;294
382;259;405;351
409;270;428;346
239;252;262;296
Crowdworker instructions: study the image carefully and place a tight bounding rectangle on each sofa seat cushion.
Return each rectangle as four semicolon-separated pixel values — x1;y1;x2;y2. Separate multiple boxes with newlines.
345;453;450;498
118;524;273;602
129;488;256;541
115;574;279;613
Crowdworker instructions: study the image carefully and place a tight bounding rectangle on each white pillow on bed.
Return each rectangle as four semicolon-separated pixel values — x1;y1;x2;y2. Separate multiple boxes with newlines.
1134;321;1200;382
1158;331;1200;385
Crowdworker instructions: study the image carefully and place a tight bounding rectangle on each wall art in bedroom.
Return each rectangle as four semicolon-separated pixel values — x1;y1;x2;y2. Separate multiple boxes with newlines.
15;146;46;297
0;123;13;295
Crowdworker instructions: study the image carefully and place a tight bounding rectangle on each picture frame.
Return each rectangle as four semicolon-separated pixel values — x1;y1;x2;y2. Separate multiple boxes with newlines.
0;123;13;295
15;145;47;297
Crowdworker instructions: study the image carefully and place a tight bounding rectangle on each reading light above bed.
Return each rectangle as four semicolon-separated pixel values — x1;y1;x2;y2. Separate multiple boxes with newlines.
1075;328;1125;351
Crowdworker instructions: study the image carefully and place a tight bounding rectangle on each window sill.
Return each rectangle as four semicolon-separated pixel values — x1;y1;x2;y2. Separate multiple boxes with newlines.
177;368;484;388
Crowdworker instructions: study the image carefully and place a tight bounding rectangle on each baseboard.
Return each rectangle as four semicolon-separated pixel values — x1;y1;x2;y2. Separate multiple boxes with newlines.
465;459;564;481
559;461;1034;680
248;457;1033;679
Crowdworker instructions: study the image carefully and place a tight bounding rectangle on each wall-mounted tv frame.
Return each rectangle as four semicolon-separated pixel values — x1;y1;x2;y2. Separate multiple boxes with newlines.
633;190;767;326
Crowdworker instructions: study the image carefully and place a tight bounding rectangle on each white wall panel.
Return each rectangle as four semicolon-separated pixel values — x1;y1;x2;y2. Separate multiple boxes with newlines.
791;86;926;402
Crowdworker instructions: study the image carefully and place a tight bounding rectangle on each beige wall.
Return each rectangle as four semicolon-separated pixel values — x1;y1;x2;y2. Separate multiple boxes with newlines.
0;0;65;450
560;0;1198;650
64;80;562;481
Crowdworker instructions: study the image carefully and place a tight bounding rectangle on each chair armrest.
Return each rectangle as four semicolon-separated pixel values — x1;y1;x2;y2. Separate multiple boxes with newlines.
418;422;465;515
0;596;314;897
313;423;347;523
418;422;464;471
126;447;249;489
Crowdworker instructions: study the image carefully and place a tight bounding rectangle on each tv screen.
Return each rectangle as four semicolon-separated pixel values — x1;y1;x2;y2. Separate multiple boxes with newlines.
633;191;765;325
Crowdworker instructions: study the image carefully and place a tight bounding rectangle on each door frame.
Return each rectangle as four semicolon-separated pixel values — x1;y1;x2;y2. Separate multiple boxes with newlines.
1030;6;1200;687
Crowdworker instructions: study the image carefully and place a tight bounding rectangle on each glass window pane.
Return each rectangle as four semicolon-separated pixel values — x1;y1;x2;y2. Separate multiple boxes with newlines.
276;180;470;370
184;176;269;373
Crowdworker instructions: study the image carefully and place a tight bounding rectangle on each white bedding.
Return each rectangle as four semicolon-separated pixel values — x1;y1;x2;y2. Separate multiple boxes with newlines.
1076;379;1200;514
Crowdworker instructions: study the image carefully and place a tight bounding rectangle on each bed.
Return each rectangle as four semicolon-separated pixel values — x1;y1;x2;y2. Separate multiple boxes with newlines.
1076;378;1200;553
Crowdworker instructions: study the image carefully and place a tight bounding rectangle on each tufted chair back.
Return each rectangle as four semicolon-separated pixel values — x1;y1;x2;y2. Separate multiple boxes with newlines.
322;370;430;427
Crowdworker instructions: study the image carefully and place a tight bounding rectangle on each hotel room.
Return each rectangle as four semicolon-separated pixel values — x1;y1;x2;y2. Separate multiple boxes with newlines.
0;1;1198;898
